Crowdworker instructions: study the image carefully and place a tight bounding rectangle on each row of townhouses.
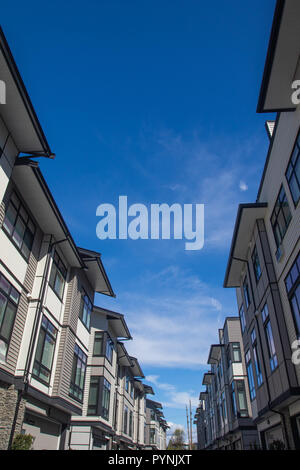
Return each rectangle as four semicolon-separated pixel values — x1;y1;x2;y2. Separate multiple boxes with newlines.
0;26;168;450
195;0;300;450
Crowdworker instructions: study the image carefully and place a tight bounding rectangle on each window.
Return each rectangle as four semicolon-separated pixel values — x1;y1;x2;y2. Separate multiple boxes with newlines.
251;328;263;387
105;334;114;362
285;252;300;336
49;251;67;299
239;304;246;333
69;344;87;402
125;374;130;393
243;277;251;309
231;381;237;417
102;378;111;420
262;303;278;372
232;342;241;362
286;130;300;206
79;290;92;329
88;376;99;416
130;381;134;399
129;410;133;437
150;409;156;421
33;316;57;385
93;331;104;356
123;405;128;434
2;192;35;260
150;427;156;445
252;246;262;282
245;350;256;400
236;380;248;417
0;273;20;362
221;392;227;420
271;185;292;248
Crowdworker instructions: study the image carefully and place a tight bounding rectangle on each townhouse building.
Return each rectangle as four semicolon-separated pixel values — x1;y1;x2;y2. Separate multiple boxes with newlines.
0;26;168;450
224;0;300;450
144;398;169;450
195;317;258;450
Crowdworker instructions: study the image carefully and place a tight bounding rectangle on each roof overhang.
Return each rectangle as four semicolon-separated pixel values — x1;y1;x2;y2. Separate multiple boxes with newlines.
199;391;208;400
93;306;131;339
133;379;144;393
12;166;84;268
117;342;132;367
224;203;268;288
202;372;214;386
129;356;144;378
78;247;115;297
0;26;52;156
207;344;222;365
146;399;162;409
257;0;300;113
143;384;154;395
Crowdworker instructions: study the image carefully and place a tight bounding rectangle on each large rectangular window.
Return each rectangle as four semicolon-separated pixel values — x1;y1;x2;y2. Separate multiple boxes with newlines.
49;251;67;300
271;185;292;248
123;405;128;434
87;376;99;416
232;342;241;362
33;316;57;385
79;290;92;330
102;378;111;420
150;427;156;445
105;334;114;363
286;130;300;206
262;303;278;372
69;344;87;402
285;252;300;336
245;350;256;400
93;331;104;356
251;328;263;387
0;273;20;362
236;380;248;417
252;245;262;282
243;277;251;309
129;410;133;437
2;192;35;260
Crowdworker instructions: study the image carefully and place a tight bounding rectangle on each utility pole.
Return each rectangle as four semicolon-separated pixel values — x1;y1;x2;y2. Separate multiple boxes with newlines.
189;400;193;450
186;405;190;449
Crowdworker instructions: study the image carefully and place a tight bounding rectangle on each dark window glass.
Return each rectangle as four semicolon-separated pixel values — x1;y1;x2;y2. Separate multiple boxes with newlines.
231;382;237;417
243;278;251;309
285;252;300;335
129;410;133;437
101;378;111;420
69;344;87;402
79;290;92;329
150;427;156;444
252;246;262;282
33;316;57;385
239;304;246;333
232;342;241;362
49;251;67;299
286;131;300;206
251;328;263;386
236;380;248;417
93;331;104;356
245;350;256;400
87;376;99;416
261;304;278;372
123;405;128;434
105;334;114;362
0;273;20;362
2;192;35;260
271;185;292;248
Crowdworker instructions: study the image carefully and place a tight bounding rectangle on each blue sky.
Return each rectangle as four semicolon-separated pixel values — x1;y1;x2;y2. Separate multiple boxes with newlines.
2;0;277;441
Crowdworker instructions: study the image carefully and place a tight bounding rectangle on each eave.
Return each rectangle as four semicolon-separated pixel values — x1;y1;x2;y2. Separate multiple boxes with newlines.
257;0;300;113
129;356;145;378
202;372;214;386
207;344;222;365
93;306;131;340
77;247;115;297
223;203;268;288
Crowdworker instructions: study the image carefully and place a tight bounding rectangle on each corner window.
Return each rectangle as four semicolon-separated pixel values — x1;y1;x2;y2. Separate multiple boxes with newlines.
2;192;35;260
79;290;92;329
243;277;251;309
33;316;57;385
105;334;114;363
245;350;256;400
271;185;292;248
69;344;87;402
261;303;278;372
87;376;99;415
285;252;300;336
251;328;263;387
239;304;246;333
49;251;67;299
236;380;248;417
0;273;20;362
93;331;104;356
286;130;300;206
102;378;111;420
252;245;262;282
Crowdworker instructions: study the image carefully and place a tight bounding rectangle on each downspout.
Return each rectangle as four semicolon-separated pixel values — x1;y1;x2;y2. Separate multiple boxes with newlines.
7;236;68;449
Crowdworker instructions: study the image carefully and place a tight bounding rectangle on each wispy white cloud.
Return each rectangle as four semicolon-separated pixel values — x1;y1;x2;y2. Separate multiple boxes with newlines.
239;180;248;191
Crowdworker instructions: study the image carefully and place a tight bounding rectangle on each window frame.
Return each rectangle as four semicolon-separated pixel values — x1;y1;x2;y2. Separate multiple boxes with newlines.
69;344;87;403
32;315;58;386
285;252;300;337
243;277;251;310
2;191;36;261
49;251;67;301
101;378;111;421
270;184;292;249
79;289;93;331
87;376;100;416
261;303;278;372
252;245;262;283
239;304;246;333
285;129;300;207
251;327;263;387
245;349;256;401
0;272;20;362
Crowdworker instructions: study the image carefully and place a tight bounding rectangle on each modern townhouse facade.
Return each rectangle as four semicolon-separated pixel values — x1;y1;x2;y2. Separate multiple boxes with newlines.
0;27;167;450
195;317;258;450
224;0;300;450
144;398;168;450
